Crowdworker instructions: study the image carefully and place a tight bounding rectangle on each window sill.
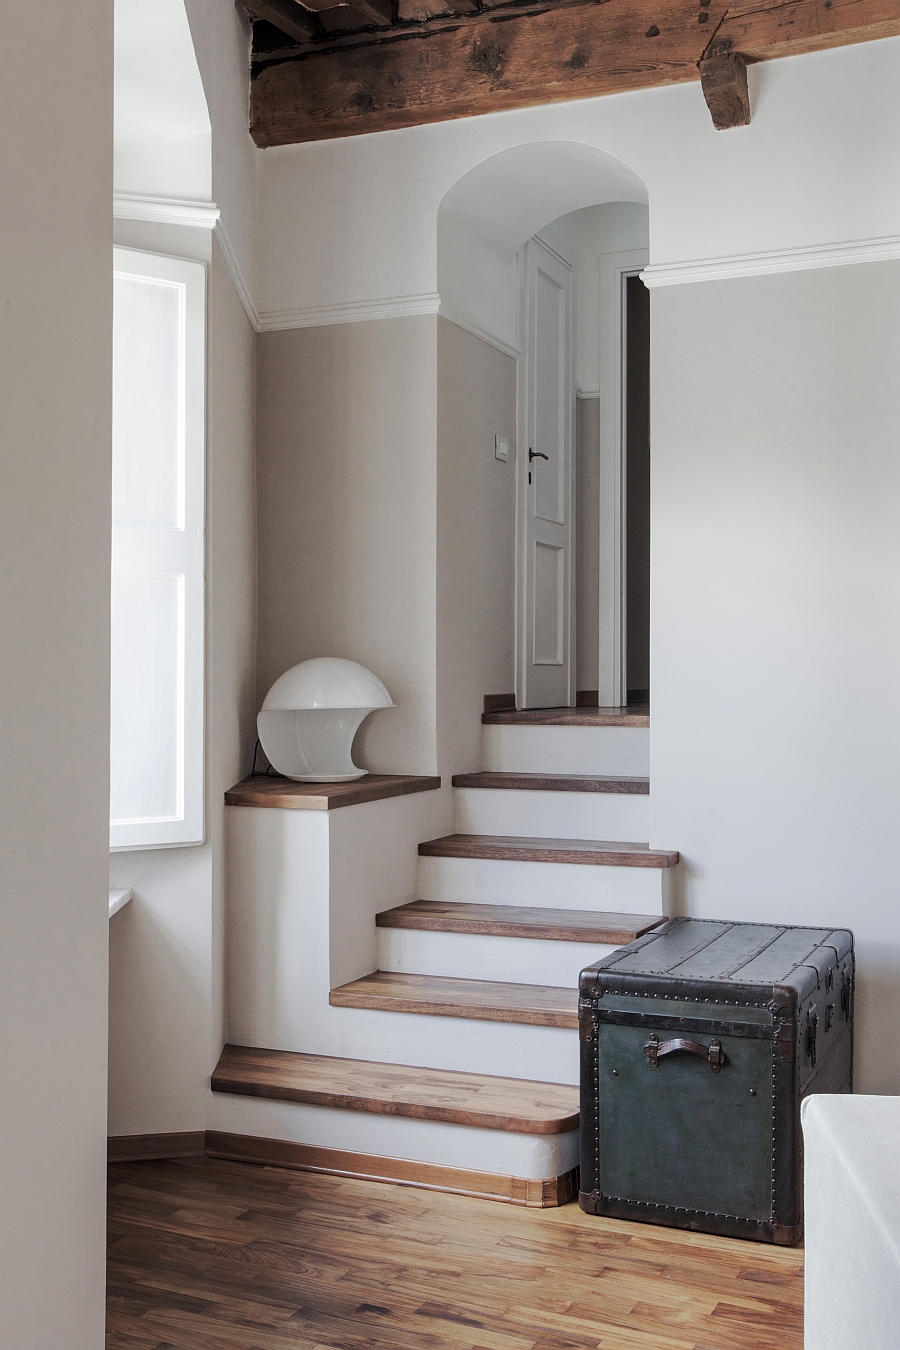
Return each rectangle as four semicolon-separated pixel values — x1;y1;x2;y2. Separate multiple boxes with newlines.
109;887;133;919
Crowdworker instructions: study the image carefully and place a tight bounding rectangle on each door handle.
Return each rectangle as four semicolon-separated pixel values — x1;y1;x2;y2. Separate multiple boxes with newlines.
528;448;549;462
643;1033;725;1073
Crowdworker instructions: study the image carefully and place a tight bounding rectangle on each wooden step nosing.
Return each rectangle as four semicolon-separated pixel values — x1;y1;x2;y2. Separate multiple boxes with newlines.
328;987;578;1030
418;835;678;868
451;772;650;795
376;906;664;944
210;1074;577;1135
482;709;649;727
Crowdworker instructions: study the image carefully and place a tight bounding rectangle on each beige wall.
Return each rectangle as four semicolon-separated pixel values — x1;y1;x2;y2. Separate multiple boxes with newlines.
0;0;112;1342
108;238;257;1134
257;317;439;774
437;318;517;774
650;260;900;1093
576;396;600;694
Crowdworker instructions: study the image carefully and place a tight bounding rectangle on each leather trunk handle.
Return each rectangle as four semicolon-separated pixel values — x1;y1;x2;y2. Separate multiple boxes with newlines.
643;1033;725;1073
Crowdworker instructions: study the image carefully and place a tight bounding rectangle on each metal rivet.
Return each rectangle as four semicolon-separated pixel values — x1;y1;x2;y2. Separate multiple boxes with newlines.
612;1069;619;1076
749;1088;757;1097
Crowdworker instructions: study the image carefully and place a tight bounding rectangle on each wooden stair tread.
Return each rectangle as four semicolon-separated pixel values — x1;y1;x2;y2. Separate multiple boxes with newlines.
418;833;679;868
452;771;649;795
211;1044;578;1135
376;900;663;943
225;773;440;810
482;704;649;727
329;971;578;1029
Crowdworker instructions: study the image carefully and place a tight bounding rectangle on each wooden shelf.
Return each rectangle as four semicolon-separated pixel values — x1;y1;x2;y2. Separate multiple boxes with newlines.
376;900;663;944
418;833;679;868
482;705;649;727
329;971;578;1028
225;773;440;810
211;1044;579;1134
452;771;649;795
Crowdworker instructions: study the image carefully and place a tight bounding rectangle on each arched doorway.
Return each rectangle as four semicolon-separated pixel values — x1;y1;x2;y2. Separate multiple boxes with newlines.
437;142;650;711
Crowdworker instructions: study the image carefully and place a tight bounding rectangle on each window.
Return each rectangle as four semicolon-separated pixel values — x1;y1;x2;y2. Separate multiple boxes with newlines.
110;248;205;849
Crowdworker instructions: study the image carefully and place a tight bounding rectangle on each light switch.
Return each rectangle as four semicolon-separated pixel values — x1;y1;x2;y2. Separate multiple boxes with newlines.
495;435;509;462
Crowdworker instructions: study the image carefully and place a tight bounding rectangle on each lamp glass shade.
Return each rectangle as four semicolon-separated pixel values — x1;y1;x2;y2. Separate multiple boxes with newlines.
257;659;393;782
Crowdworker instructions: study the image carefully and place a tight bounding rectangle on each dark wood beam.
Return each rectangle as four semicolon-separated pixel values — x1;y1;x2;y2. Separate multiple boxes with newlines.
250;0;900;145
247;0;319;43
699;46;750;129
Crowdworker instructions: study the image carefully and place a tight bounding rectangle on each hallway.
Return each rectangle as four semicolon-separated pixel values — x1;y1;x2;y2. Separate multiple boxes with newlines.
107;1158;803;1349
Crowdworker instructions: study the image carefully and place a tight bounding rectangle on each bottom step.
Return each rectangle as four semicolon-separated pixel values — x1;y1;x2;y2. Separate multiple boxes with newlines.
208;1045;580;1206
205;1131;578;1209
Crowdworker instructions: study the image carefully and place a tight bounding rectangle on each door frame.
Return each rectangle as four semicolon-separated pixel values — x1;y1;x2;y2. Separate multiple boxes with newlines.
597;247;650;708
514;234;576;710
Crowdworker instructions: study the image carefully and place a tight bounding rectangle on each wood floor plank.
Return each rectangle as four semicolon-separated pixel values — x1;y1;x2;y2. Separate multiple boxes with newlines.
211;1044;579;1133
328;971;579;1028
375;900;663;944
418;834;679;868
108;1159;804;1350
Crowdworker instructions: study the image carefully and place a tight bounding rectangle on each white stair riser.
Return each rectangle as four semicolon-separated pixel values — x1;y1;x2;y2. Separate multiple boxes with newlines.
325;1005;580;1084
209;1092;580;1181
455;786;649;840
379;927;619;987
484;724;649;776
419;854;672;914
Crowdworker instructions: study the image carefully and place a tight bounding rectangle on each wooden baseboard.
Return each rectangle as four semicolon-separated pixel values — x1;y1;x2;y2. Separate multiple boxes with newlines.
108;1131;206;1162
204;1130;578;1208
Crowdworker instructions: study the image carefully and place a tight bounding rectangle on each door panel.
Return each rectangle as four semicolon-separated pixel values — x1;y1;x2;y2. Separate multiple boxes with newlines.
517;238;574;708
533;542;563;664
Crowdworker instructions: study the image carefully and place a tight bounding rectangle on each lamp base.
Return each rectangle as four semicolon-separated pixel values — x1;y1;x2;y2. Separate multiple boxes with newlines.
285;770;369;783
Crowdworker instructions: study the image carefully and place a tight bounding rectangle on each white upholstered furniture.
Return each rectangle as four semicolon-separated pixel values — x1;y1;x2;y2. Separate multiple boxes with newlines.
802;1094;900;1350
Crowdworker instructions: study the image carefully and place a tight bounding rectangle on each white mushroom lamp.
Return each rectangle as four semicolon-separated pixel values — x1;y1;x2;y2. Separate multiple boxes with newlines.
257;657;394;782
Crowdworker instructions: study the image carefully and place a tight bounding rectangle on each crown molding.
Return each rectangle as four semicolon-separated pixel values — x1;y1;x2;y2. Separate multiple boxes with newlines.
641;234;900;288
113;192;221;230
258;291;442;332
214;221;261;332
437;303;521;360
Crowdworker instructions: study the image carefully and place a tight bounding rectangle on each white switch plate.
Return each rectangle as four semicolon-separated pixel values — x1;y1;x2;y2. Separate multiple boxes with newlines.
495;435;509;462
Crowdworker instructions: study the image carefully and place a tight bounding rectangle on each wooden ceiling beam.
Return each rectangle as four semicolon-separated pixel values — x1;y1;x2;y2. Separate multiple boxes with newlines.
248;0;320;43
250;0;900;145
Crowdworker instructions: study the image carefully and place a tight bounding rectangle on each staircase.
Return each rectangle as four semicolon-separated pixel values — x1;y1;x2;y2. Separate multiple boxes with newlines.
213;700;677;1206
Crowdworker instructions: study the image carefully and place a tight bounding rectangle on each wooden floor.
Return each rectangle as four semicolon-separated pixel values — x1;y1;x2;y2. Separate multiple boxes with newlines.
107;1157;804;1350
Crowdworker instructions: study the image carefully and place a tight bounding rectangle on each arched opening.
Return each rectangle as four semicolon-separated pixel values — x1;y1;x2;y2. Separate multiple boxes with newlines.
436;142;651;714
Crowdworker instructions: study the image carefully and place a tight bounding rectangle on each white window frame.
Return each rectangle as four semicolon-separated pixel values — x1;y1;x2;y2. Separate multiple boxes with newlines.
110;248;206;850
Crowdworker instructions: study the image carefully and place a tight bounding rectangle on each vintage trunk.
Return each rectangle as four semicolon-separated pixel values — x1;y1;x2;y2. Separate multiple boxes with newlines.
579;918;854;1244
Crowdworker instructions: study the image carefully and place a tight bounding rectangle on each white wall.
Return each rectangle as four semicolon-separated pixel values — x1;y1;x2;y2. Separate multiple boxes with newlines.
437;318;517;771
252;34;900;1092
108;1;258;1137
0;0;112;1343
115;0;212;201
650;260;900;1094
256;317;439;775
257;39;900;326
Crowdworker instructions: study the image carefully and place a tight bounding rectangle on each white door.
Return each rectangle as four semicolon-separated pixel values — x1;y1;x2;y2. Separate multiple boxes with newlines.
516;237;575;709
